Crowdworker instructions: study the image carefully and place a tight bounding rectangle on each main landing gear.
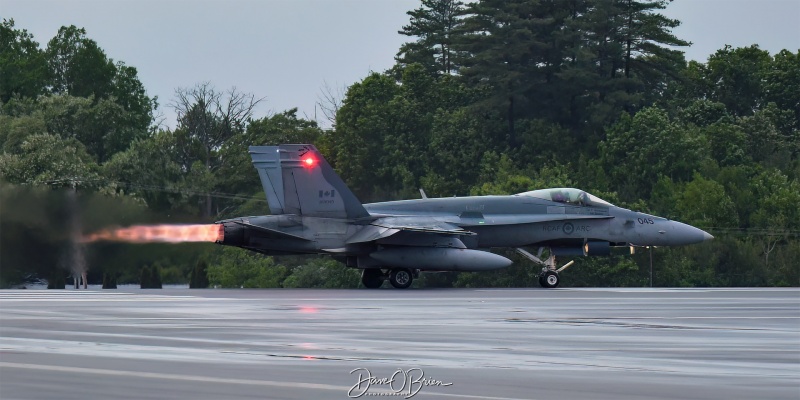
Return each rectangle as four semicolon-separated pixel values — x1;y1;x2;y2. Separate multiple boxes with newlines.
516;248;575;289
389;268;413;289
361;269;384;289
361;268;416;289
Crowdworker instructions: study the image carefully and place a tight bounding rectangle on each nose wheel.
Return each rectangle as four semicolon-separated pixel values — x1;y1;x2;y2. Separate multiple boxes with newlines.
539;270;560;288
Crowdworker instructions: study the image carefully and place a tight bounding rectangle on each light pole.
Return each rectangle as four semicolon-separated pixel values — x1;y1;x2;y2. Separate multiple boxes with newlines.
649;246;653;288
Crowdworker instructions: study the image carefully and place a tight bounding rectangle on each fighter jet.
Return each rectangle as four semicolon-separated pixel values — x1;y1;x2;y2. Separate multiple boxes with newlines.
215;144;713;289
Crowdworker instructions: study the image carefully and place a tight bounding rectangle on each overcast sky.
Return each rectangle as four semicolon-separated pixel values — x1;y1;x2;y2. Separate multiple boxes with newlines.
5;0;799;129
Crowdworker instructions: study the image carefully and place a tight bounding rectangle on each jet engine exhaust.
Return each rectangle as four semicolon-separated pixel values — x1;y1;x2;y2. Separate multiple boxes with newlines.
82;224;224;244
216;221;245;246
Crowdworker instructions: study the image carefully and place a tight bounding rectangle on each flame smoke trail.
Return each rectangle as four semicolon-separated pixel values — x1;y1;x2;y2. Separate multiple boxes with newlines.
82;224;223;244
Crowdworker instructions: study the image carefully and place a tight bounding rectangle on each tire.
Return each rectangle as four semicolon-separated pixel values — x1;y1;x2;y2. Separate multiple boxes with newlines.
389;268;413;289
361;269;384;289
540;270;560;289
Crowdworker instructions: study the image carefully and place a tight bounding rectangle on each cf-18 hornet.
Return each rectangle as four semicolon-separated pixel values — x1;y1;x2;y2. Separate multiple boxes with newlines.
215;144;713;289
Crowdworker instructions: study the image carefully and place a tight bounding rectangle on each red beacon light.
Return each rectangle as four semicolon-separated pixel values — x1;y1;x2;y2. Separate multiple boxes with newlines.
302;156;316;168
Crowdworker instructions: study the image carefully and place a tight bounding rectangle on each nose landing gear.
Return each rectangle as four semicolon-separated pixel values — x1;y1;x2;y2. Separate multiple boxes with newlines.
516;248;575;289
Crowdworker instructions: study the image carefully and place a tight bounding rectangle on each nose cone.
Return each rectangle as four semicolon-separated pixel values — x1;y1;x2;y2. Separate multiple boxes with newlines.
669;221;714;245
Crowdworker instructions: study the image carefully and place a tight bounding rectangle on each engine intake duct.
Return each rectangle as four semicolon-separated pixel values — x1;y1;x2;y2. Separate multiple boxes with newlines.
584;240;611;256
551;241;611;256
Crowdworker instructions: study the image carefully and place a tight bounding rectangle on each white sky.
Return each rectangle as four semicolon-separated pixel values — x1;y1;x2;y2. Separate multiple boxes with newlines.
4;0;799;130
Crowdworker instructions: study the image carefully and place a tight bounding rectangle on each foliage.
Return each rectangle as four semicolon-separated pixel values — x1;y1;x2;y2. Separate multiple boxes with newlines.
189;259;210;288
0;19;48;102
139;264;163;288
47;271;66;289
452;0;689;143
599;106;705;201
282;258;361;289
159;264;183;285
675;173;738;228
0;133;100;187
396;0;465;76
150;264;163;288
207;247;288;288
102;272;117;289
140;265;151;288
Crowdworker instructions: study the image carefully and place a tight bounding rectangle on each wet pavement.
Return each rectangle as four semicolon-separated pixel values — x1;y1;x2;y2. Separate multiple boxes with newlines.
1;288;798;399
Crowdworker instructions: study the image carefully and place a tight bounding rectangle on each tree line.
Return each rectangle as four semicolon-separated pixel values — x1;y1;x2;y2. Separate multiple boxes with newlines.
0;0;798;288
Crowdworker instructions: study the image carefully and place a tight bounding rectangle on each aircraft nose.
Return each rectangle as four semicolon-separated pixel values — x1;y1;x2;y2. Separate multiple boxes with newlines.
669;221;713;245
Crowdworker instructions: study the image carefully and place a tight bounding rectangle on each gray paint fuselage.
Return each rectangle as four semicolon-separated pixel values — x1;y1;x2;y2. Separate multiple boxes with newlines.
219;193;710;258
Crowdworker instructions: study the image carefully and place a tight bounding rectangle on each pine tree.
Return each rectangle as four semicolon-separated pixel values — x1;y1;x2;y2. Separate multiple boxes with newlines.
102;272;117;289
140;265;151;289
47;271;65;289
452;0;690;141
396;0;466;76
190;259;209;289
454;0;564;145
150;265;162;289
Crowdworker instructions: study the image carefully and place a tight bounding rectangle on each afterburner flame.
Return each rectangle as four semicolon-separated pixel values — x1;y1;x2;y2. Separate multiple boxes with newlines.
82;224;223;244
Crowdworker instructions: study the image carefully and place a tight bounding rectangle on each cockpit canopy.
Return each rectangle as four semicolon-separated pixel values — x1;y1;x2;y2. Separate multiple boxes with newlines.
516;188;614;207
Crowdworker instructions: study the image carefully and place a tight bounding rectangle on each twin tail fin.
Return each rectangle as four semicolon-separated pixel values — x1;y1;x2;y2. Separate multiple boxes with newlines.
249;144;369;220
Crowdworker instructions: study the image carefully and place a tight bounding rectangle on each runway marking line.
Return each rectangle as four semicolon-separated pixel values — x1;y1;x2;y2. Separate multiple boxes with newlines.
0;362;531;400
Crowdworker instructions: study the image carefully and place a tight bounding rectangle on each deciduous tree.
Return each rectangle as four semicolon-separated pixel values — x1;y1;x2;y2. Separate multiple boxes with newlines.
0;19;48;102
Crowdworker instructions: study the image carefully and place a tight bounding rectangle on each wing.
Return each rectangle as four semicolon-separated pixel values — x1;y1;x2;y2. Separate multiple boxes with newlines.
345;225;400;244
345;217;474;248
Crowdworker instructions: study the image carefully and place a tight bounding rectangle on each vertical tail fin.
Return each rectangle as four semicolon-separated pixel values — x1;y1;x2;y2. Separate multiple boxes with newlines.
249;144;370;219
249;145;285;215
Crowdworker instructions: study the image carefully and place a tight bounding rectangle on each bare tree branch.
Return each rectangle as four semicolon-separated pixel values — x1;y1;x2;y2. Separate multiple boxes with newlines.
316;80;346;128
168;82;265;216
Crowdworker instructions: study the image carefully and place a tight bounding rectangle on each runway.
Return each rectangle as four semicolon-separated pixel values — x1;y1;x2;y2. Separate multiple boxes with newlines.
1;288;798;400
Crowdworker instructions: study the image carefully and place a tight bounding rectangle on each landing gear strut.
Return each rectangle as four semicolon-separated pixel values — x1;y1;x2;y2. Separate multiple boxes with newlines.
516;248;575;289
